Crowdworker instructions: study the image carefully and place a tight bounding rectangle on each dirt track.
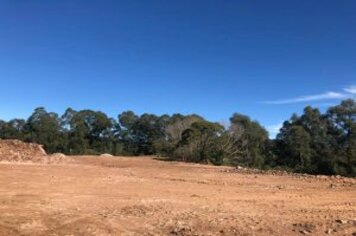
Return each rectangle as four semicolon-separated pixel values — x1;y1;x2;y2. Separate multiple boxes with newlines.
0;156;355;236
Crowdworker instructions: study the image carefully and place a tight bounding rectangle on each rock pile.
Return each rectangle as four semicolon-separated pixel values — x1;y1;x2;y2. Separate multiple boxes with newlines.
0;139;47;162
0;139;70;164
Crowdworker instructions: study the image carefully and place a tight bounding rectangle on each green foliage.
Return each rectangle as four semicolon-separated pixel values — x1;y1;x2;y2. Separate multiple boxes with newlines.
176;120;225;163
327;99;356;175
26;107;64;153
118;111;169;155
274;100;356;176
0;99;354;176
228;114;268;168
0;119;26;140
63;109;114;154
285;125;312;171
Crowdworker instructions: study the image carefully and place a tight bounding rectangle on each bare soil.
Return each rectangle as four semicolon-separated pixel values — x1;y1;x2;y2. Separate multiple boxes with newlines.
0;156;355;236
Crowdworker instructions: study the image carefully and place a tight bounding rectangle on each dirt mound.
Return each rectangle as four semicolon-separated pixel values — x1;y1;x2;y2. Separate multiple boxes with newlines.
0;140;72;164
51;153;66;158
100;153;114;157
48;153;72;164
0;139;47;162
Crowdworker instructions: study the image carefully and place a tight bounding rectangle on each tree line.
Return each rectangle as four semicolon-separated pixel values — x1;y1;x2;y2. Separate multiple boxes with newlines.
0;99;355;176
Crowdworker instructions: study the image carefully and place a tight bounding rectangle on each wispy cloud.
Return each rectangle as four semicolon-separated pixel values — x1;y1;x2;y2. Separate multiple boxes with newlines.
262;85;356;105
262;92;346;104
264;85;355;137
344;85;356;94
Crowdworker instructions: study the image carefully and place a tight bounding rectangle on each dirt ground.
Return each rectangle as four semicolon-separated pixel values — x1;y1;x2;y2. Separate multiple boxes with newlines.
0;156;355;236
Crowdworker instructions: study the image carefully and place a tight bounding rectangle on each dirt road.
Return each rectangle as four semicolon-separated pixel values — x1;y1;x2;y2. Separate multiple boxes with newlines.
0;156;355;235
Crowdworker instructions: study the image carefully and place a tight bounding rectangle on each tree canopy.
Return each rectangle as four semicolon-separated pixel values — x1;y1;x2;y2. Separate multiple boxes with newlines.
0;99;355;176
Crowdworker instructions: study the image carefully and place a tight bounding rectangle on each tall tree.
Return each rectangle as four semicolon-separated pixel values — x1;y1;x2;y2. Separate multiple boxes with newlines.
0;119;26;140
327;99;356;175
118;111;139;154
26;107;63;153
285;125;312;171
229;114;268;168
177;120;225;163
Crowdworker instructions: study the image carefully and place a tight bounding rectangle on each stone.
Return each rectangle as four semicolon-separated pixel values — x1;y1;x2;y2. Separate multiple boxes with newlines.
335;219;348;224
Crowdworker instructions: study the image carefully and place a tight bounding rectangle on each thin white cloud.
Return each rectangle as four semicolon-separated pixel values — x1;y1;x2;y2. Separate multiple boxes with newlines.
262;91;348;105
344;85;356;94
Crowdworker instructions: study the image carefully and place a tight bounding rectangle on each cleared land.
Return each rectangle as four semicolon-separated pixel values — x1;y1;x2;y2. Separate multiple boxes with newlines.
0;156;355;236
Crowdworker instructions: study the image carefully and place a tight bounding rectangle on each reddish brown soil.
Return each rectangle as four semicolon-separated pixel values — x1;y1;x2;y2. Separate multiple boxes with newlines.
0;156;355;236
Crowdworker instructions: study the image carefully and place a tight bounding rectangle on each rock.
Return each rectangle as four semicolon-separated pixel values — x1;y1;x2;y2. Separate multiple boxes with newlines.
276;185;285;190
325;228;332;234
300;230;310;234
335;219;348;224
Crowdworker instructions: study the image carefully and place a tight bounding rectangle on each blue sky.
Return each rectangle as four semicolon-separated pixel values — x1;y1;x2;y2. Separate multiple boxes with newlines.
0;1;355;137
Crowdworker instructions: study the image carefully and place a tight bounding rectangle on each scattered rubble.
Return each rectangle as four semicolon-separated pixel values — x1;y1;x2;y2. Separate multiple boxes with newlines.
170;221;192;236
222;165;356;185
